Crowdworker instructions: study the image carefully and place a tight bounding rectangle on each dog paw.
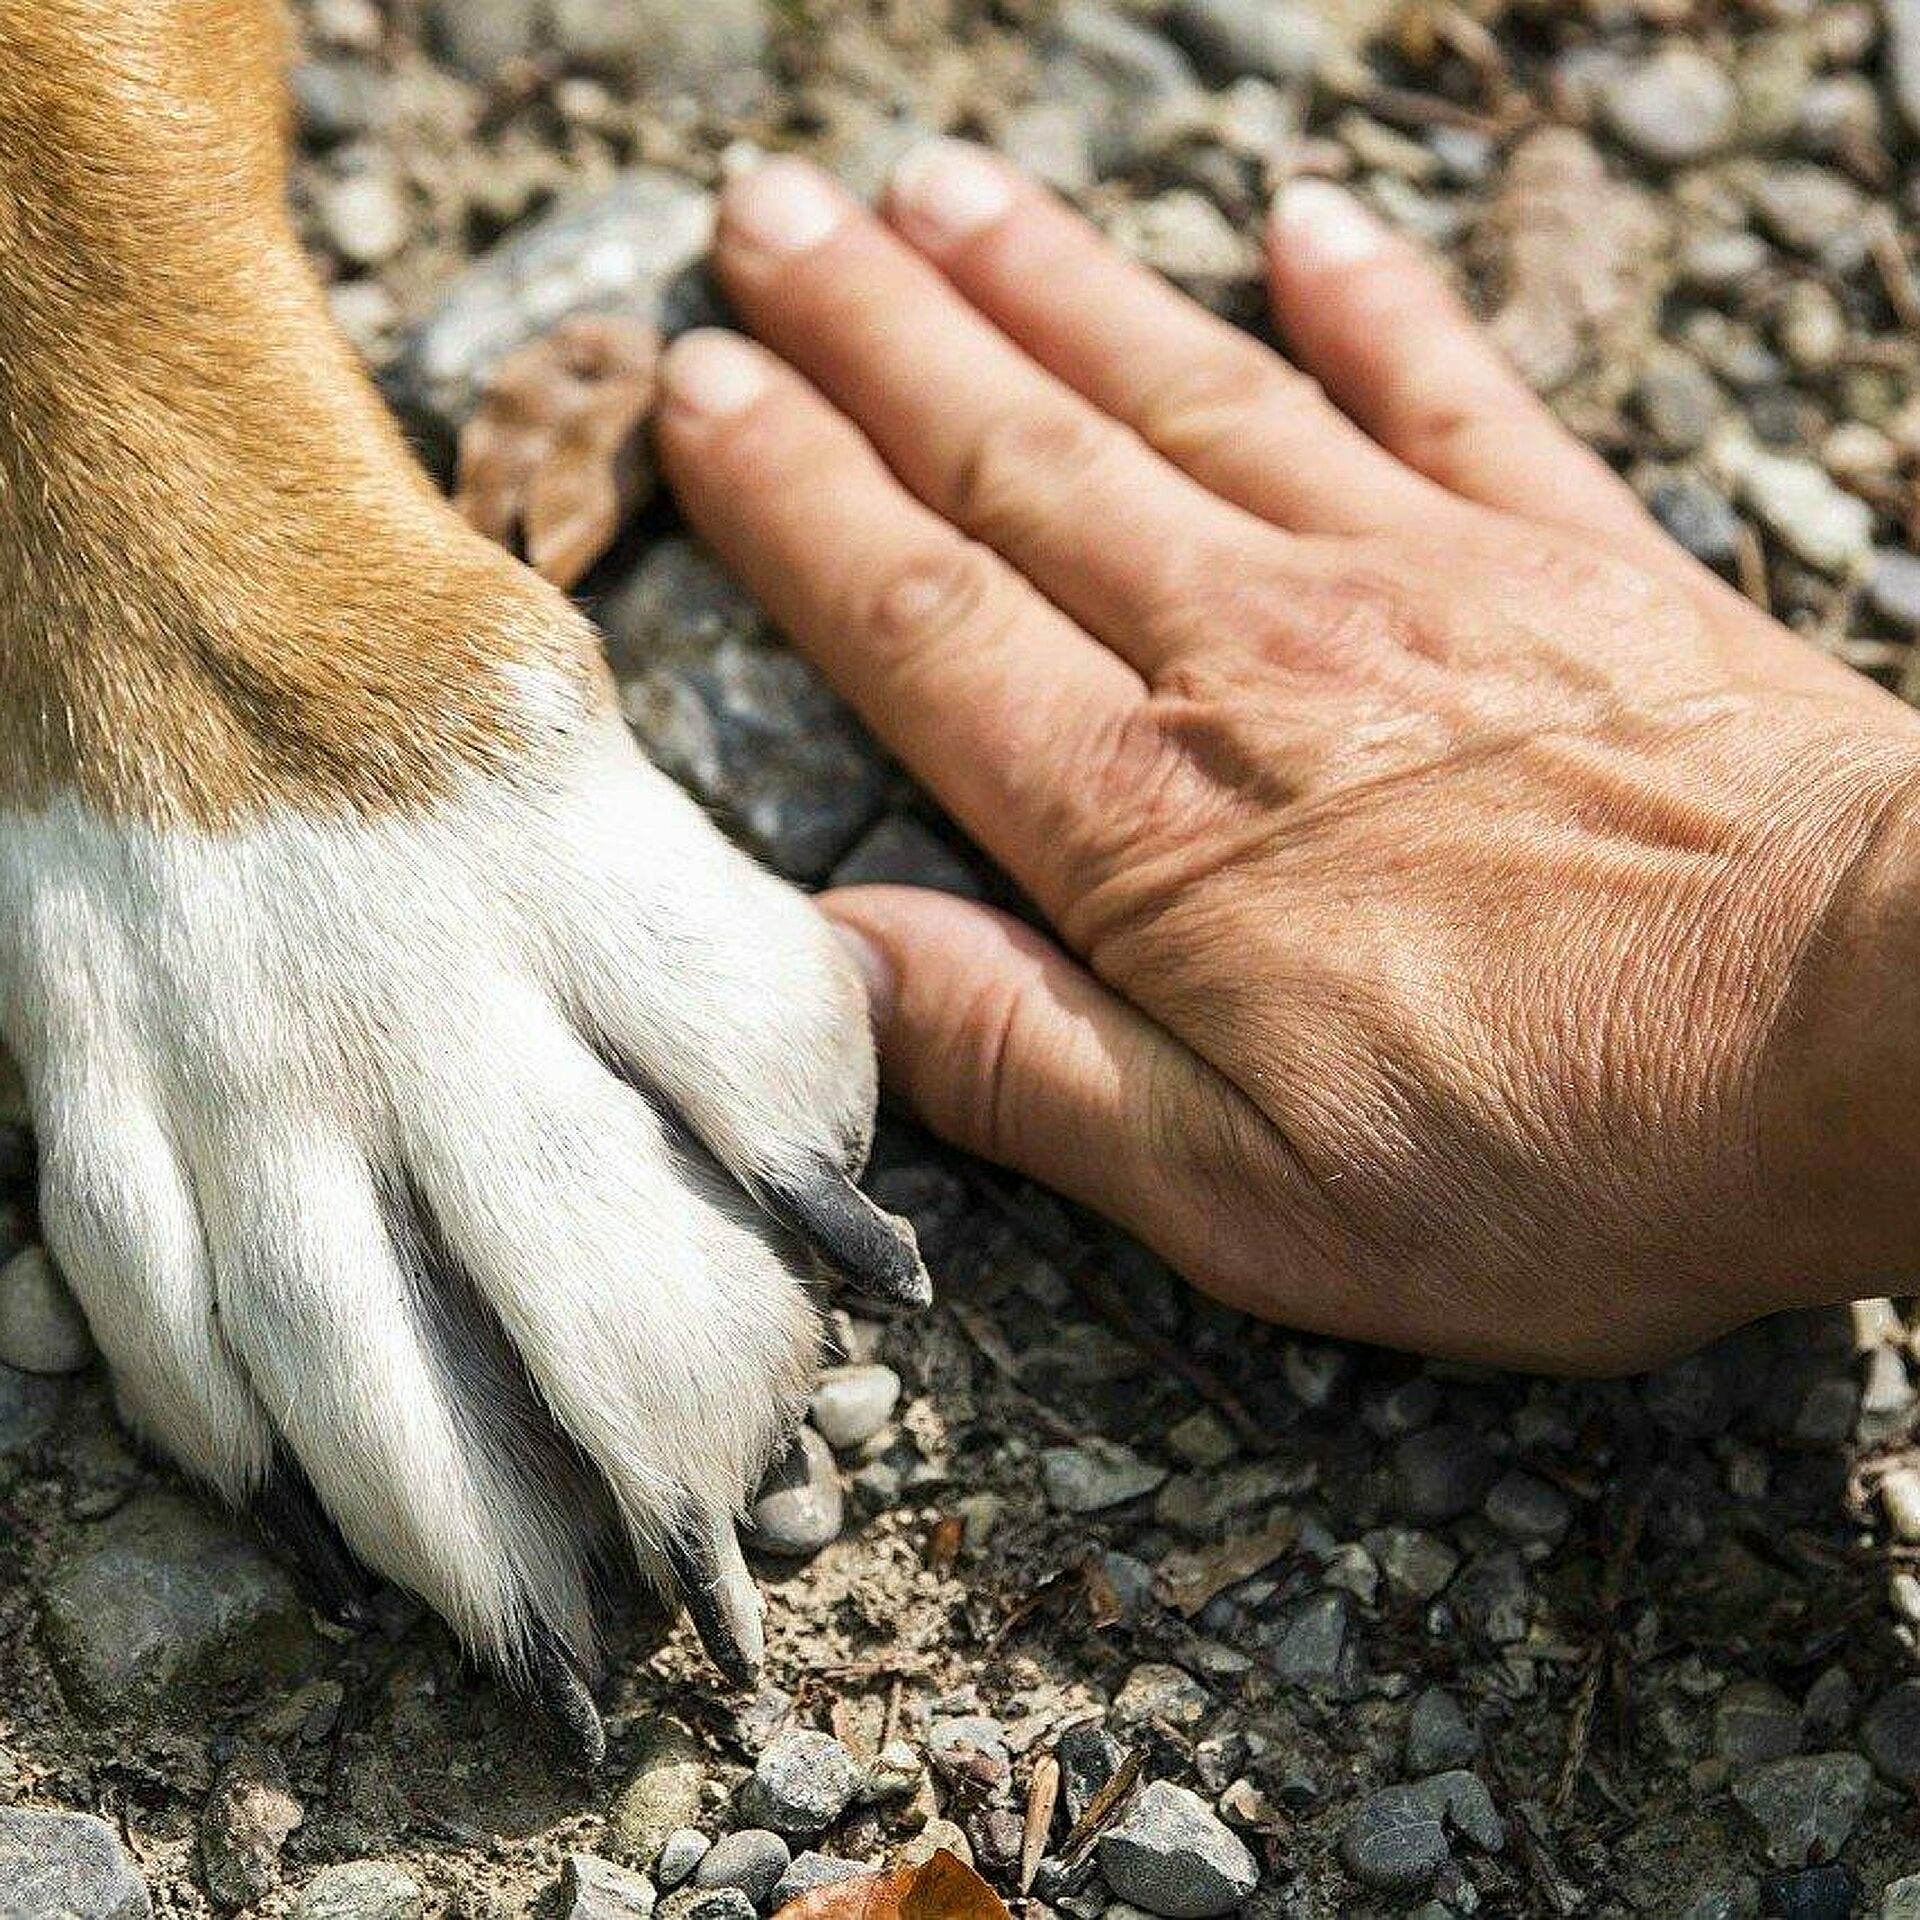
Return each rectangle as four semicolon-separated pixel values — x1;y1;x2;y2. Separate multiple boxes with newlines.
0;688;925;1755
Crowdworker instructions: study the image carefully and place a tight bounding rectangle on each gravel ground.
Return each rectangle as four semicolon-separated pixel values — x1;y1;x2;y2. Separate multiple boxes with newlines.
5;0;1920;1915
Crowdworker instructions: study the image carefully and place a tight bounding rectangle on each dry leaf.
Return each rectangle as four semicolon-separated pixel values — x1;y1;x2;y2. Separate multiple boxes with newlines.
1151;1513;1299;1618
454;312;660;589
773;1848;1012;1920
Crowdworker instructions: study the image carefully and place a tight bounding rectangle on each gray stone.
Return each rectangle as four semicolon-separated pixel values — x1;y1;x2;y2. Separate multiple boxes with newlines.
562;1853;656;1919
318;170;407;269
201;1747;303;1909
1648;475;1743;571
0;1808;151;1920
606;1725;706;1868
657;1892;755;1920
0;1246;93;1375
1341;1785;1448;1894
606;541;889;882
1635;353;1723;455
748;1427;845;1558
1482;1470;1570;1549
38;1491;321;1713
654;1830;709;1891
771;1856;874;1907
1365;1527;1459;1603
1714;1681;1803;1769
1729;448;1873;576
929;1715;1011;1770
1405;1689;1478;1776
829;818;983;898
737;1730;862;1838
390;169;715;446
1041;1439;1167;1513
1394;1424;1495;1523
547;0;766;89
1868;550;1920;630
1096;1782;1260;1918
1750;167;1868;272
423;0;540;78
1416;1771;1504;1854
1113;1664;1212;1734
1038;3;1200;173
1602;48;1737;163
1730;1753;1873;1868
808;1366;901;1452
1861;1680;1920;1790
1268;1591;1355;1692
292;1863;424;1920
692;1830;788;1907
1882;1872;1920;1919
292;60;389;146
1167;0;1325;83
1449;1551;1532;1646
1886;0;1920;140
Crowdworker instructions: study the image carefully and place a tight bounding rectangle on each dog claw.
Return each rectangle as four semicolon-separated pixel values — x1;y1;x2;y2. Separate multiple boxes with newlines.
526;1622;606;1770
769;1165;932;1309
251;1462;380;1630
664;1509;765;1688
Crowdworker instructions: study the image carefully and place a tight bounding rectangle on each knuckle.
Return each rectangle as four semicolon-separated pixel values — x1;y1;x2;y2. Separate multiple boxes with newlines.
947;402;1122;543
1138;345;1324;461
859;537;1008;667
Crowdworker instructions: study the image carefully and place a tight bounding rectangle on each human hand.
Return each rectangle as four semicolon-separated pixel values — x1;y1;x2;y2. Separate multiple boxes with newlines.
654;144;1920;1373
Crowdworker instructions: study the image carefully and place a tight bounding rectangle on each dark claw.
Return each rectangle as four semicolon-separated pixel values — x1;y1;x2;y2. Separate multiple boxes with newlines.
663;1510;764;1689
251;1461;379;1631
767;1165;932;1309
527;1621;606;1771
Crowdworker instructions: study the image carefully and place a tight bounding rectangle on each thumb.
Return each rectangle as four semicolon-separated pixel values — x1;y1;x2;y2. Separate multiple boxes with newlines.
816;884;1196;1237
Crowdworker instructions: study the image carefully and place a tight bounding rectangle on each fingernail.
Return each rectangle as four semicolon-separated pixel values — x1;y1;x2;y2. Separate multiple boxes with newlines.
889;138;1014;249
723;157;847;256
1272;179;1387;270
828;920;896;1031
659;330;768;419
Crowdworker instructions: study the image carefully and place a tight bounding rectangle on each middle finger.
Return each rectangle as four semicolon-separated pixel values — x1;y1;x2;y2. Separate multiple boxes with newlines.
711;158;1294;676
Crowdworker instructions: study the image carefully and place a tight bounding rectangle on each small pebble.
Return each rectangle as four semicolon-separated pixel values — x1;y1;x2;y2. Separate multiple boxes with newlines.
1730;1753;1872;1868
654;1831;709;1892
693;1830;788;1908
1602;48;1737;163
292;1862;423;1920
0;1246;94;1375
1096;1782;1260;1918
807;1365;901;1451
747;1428;845;1558
1041;1439;1168;1513
737;1730;862;1838
562;1853;656;1920
0;1808;150;1920
656;1892;754;1920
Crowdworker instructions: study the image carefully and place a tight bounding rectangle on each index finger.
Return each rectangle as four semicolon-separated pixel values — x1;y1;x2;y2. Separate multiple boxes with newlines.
653;328;1144;919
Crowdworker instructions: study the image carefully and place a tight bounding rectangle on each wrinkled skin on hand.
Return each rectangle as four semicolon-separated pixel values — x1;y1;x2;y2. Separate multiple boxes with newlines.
655;147;1920;1374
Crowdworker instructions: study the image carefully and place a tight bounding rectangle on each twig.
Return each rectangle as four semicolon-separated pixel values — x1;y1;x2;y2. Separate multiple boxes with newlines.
1059;1746;1146;1863
1552;1484;1646;1812
1867;208;1920;332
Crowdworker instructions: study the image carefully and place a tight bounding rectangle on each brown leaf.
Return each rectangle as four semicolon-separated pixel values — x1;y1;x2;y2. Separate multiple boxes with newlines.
772;1848;1012;1920
453;313;660;590
1151;1513;1299;1619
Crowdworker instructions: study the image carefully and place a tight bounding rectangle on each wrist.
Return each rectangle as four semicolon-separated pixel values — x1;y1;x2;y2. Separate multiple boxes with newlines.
1761;751;1920;1299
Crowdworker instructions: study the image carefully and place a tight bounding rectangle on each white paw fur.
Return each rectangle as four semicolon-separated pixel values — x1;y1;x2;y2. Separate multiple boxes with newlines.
0;704;884;1675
